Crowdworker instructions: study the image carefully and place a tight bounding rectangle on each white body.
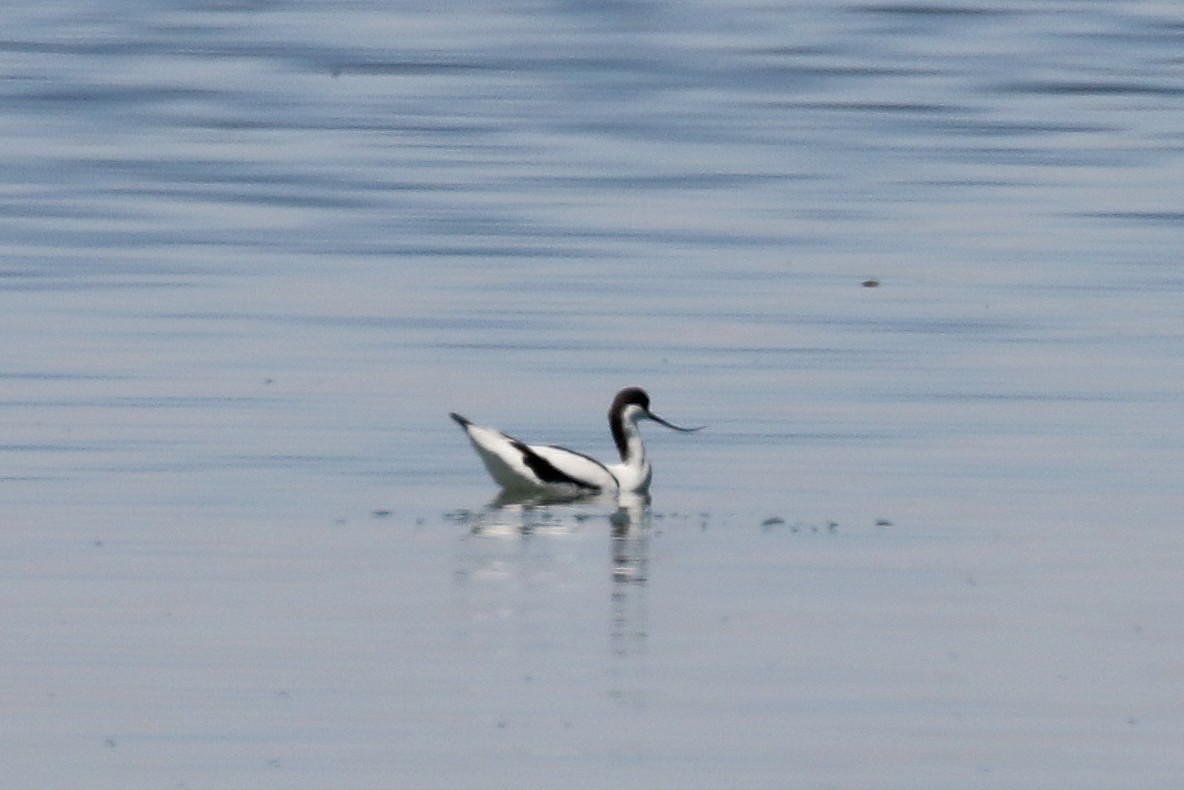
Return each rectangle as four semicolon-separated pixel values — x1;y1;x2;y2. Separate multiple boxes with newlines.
450;388;697;497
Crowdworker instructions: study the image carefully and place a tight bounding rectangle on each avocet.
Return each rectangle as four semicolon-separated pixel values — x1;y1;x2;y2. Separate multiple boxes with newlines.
450;387;701;496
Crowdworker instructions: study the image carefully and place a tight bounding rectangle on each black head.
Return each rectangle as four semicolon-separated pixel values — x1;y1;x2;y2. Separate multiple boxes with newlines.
610;387;650;416
608;387;701;461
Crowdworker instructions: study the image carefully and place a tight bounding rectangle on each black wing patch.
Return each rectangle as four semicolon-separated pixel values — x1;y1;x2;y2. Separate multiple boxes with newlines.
510;440;601;491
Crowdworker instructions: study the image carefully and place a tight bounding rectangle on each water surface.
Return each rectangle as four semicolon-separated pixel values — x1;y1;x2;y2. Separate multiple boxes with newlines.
2;1;1183;787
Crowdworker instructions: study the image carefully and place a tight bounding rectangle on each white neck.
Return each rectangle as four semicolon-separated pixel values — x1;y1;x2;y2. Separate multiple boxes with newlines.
609;409;652;492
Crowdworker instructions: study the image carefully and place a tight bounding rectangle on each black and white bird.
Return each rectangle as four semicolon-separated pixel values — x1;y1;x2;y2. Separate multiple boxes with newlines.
450;387;701;496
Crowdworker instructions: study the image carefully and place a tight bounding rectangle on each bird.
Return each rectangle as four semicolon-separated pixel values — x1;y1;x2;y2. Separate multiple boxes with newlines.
450;387;701;497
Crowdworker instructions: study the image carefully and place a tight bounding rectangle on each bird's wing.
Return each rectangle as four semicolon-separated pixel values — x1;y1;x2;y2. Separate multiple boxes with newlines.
453;417;615;492
530;445;618;491
454;422;541;491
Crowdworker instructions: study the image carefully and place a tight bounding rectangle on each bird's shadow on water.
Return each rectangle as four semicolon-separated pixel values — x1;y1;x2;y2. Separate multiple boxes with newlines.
448;490;655;704
449;491;655;586
453;489;653;537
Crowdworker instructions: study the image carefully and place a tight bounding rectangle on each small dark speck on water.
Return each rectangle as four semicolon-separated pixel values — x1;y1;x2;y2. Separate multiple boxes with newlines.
862;279;880;288
761;516;786;529
371;509;392;518
875;518;893;527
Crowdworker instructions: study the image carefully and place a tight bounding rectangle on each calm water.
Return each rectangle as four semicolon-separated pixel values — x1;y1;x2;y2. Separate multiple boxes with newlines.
3;1;1183;787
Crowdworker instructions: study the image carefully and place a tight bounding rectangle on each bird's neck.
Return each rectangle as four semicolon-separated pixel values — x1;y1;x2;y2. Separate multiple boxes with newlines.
609;435;651;494
611;416;646;464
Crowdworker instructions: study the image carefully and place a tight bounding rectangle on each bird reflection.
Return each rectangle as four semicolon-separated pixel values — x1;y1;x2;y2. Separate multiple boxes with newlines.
463;489;614;537
610;492;651;585
450;491;654;707
488;488;599;509
608;494;650;708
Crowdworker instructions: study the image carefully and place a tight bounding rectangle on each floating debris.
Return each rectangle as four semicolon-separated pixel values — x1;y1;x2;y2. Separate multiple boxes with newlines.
862;279;880;288
875;518;893;527
371;509;392;518
761;516;786;529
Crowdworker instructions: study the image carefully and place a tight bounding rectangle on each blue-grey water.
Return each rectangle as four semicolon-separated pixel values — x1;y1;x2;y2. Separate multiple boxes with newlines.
3;1;1183;787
